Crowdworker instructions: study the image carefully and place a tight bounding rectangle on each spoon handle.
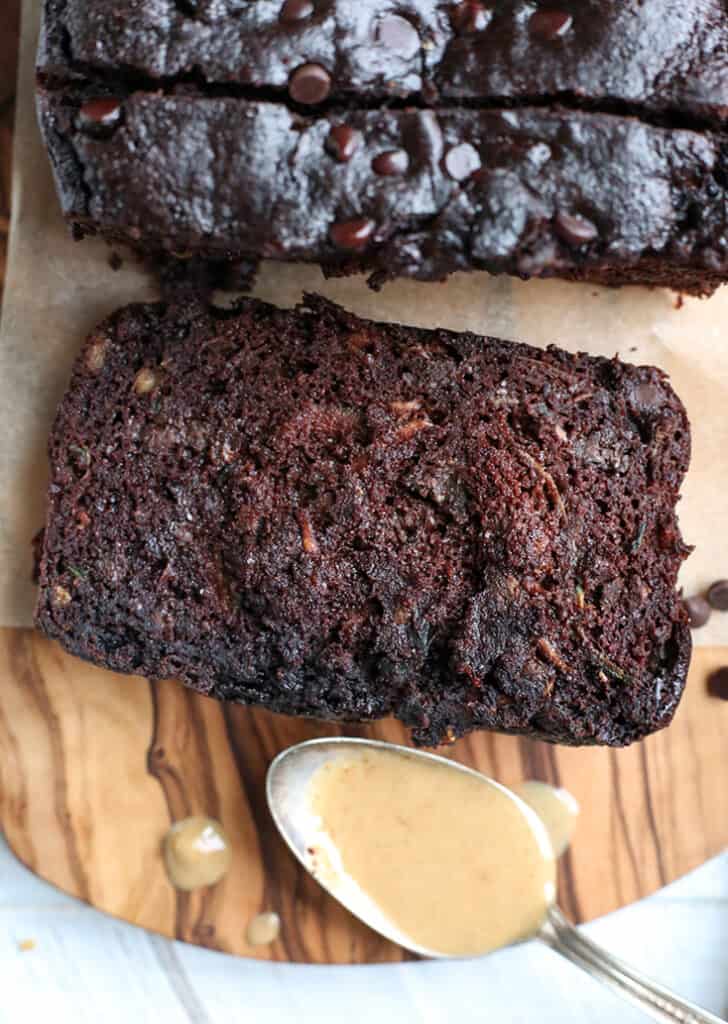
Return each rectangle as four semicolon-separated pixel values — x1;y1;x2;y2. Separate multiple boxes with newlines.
539;905;724;1024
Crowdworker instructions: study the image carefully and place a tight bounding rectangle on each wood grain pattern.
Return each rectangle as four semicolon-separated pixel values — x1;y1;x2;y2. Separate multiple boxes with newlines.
0;627;726;963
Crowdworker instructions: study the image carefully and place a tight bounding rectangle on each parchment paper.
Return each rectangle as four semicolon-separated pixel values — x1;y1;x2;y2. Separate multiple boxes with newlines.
2;0;727;642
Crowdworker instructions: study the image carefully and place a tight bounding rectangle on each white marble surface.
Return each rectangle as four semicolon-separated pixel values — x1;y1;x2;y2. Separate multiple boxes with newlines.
0;835;725;1024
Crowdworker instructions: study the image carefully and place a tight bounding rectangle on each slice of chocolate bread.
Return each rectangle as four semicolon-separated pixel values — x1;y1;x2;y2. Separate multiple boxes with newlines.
37;0;728;125
35;296;691;747
36;0;728;294
36;95;728;296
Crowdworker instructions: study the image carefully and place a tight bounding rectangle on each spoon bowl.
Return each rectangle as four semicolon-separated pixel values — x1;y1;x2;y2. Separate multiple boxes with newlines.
267;737;723;1023
267;736;554;958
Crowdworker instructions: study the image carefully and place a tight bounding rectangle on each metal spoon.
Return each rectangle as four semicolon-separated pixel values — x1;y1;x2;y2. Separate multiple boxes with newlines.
267;737;724;1024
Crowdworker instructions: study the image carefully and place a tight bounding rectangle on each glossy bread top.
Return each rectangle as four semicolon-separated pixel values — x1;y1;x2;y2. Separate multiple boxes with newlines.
39;0;728;125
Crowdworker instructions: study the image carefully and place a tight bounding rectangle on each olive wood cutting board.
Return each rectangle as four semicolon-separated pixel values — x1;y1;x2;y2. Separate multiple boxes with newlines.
0;628;725;963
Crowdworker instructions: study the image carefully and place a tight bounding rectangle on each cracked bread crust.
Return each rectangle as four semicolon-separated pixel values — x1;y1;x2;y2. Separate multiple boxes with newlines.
35;295;692;747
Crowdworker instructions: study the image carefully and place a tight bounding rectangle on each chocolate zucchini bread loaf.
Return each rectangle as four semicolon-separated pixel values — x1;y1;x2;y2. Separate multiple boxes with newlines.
37;1;728;295
35;295;692;746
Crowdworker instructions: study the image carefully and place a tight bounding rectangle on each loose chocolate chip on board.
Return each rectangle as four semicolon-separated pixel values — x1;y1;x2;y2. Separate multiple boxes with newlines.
372;149;410;176
529;10;574;40
289;63;331;105
707;667;728;700
329;218;376;251
684;595;711;629
707;579;728;610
